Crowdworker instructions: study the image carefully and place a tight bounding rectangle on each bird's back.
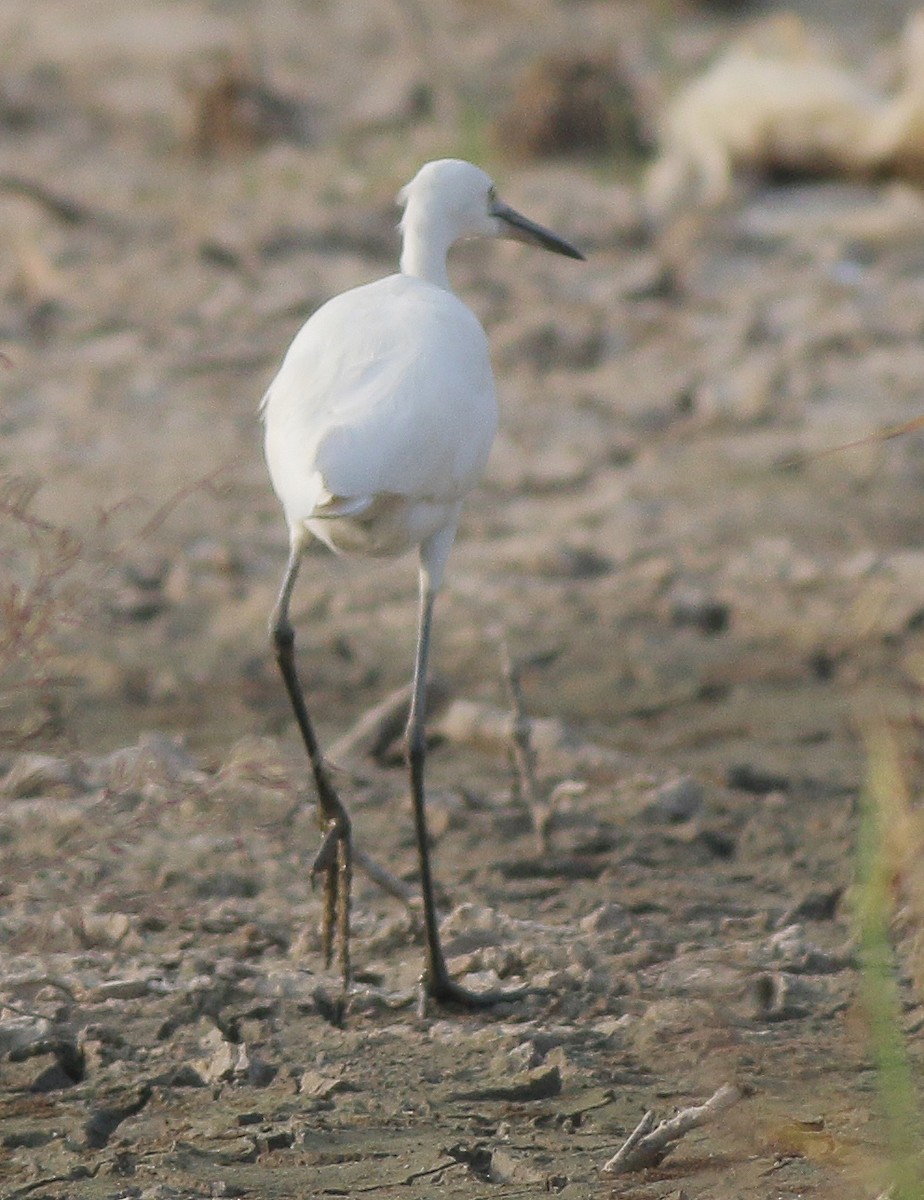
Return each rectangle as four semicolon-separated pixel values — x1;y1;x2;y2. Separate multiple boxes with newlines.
263;273;498;546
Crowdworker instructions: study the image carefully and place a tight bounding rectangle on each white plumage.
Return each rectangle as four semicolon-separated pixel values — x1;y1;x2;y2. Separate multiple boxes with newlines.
263;272;496;569
262;158;582;1008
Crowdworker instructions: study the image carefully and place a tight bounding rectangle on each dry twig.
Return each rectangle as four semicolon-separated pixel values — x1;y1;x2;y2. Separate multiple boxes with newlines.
499;636;552;853
327;678;449;766
133;459;238;542
783;413;924;471
0;475;84;689
602;1083;745;1174
0;173;117;226
353;847;418;906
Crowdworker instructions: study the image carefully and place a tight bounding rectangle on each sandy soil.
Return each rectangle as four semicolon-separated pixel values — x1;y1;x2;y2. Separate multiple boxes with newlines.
3;1;924;1197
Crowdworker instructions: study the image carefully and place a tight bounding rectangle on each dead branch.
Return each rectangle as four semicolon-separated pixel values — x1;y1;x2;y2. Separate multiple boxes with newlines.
0;474;59;535
353;847;418;906
0;475;86;705
0;173;118;227
0;462;250;738
499;636;551;853
602;1108;657;1174
328;678;450;766
132;459;239;542
435;698;627;777
793;413;924;467
602;1083;744;1174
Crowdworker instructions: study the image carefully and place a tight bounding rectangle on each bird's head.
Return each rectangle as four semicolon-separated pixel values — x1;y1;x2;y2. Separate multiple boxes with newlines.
398;159;584;261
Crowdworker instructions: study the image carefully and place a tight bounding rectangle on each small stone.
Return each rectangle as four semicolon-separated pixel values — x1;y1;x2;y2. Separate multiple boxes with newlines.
505;1040;543;1072
782;888;843;923
727;763;790;795
0;754;84;798
91;977;160;1001
764;924;850;974
77;912;133;948
195;1029;241;1084
751;971;813;1021
647;776;705;824
299;1068;354;1099
490;1145;550;1185
669;588;731;635
153;1064;207;1088
449;1064;562;1103
579;903;630;933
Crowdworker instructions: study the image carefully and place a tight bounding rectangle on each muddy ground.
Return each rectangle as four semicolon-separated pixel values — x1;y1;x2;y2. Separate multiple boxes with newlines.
4;1;924;1197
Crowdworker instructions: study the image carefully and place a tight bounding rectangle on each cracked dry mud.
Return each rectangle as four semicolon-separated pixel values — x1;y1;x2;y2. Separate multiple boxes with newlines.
3;1;924;1197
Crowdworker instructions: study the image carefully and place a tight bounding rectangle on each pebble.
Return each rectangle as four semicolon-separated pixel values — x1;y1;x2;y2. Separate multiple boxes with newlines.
489;1144;550;1186
647;775;705;824
579;902;630;933
0;753;86;799
751;971;815;1021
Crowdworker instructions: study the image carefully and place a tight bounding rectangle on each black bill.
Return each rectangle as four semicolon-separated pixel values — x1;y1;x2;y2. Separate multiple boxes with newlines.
491;199;585;260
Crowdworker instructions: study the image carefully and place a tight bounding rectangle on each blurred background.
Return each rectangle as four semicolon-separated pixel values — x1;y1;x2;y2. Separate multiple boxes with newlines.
4;0;924;785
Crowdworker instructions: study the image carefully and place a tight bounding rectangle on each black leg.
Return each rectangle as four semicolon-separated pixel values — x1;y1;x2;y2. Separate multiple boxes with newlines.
271;548;352;990
407;578;527;1009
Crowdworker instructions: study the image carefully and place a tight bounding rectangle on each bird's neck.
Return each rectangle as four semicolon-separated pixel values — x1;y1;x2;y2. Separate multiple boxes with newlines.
399;213;453;290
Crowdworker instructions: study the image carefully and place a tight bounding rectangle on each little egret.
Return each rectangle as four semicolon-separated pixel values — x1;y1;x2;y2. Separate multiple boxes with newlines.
262;158;583;1007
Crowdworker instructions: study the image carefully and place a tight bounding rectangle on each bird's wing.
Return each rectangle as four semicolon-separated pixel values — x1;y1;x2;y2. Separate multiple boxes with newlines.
263;275;498;517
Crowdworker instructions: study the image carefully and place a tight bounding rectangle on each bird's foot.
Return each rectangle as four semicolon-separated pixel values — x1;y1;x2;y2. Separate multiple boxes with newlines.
311;818;352;992
421;971;530;1011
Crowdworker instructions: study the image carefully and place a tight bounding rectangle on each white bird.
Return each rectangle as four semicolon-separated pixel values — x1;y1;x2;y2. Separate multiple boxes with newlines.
262;158;583;1008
